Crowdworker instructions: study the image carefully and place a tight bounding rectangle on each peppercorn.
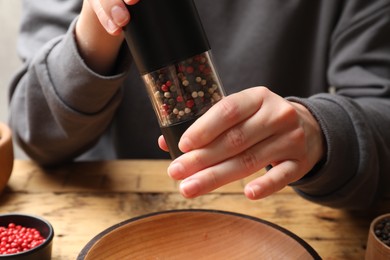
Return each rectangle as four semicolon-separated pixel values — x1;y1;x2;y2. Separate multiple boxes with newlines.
0;223;45;255
143;52;224;126
374;217;390;247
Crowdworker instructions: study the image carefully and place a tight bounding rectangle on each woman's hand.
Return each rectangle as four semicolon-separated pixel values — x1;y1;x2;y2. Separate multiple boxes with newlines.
75;0;139;74
159;87;326;200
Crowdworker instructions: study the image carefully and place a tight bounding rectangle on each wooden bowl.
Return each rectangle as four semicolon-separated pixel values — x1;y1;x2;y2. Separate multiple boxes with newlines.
365;213;390;260
78;209;320;260
0;122;13;194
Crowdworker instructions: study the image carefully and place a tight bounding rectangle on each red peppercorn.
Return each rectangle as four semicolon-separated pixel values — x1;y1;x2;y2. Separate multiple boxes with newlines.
0;223;45;255
176;96;184;103
186;99;194;108
176;65;184;72
203;67;211;74
186;66;194;74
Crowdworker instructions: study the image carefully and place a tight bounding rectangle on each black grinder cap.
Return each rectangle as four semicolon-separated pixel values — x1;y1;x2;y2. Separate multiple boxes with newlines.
123;0;210;75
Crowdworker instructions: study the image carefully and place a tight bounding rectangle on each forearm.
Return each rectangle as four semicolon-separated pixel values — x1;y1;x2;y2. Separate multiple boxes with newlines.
9;19;129;166
289;0;390;210
289;94;390;209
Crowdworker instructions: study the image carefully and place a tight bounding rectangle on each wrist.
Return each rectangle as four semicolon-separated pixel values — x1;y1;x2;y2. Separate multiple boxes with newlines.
291;101;327;164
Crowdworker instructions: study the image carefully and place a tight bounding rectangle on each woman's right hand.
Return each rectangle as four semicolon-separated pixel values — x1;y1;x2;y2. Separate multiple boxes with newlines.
75;0;140;74
161;87;326;200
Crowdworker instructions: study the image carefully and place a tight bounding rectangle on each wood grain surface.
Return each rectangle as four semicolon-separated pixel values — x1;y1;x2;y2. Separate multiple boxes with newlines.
1;160;389;259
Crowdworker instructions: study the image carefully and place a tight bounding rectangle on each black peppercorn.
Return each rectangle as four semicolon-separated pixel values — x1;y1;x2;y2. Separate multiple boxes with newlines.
374;217;390;247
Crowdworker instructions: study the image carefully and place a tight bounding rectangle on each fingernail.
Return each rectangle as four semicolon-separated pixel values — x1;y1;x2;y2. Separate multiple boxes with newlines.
111;5;129;26
167;162;185;179
125;0;139;4
180;179;201;197
246;184;261;199
107;19;118;33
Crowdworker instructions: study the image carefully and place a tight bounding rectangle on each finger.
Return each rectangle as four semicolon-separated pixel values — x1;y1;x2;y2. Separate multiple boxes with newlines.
244;160;303;200
177;122;309;198
168;103;275;180
177;133;287;197
169;88;294;180
178;87;269;153
178;158;255;199
99;0;130;27
158;135;169;152
89;0;129;34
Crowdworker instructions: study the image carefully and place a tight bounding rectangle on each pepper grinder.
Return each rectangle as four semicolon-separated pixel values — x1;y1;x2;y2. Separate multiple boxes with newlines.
124;0;225;159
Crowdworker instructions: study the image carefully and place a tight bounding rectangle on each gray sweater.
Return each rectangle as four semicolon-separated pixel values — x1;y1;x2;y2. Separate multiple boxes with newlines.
9;0;390;209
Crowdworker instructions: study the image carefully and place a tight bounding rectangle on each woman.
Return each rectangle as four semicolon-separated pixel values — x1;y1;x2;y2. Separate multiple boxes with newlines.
9;0;390;209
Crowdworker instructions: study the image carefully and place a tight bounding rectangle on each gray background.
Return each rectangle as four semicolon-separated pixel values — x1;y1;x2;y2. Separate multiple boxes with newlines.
0;0;26;159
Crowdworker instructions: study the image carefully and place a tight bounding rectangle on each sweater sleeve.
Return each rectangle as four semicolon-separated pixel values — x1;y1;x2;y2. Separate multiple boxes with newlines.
288;0;390;209
8;0;131;166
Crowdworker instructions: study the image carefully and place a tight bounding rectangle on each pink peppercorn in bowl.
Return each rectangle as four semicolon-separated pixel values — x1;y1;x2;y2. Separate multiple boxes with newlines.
0;214;54;260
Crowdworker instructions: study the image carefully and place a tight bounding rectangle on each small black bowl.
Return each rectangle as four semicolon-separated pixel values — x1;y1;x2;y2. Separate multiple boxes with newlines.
0;214;54;260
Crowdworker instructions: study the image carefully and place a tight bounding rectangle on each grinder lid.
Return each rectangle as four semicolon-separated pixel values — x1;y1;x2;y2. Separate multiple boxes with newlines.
123;0;210;74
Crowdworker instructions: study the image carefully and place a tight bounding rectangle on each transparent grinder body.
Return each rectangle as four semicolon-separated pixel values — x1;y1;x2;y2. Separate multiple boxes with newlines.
124;0;225;159
143;52;224;158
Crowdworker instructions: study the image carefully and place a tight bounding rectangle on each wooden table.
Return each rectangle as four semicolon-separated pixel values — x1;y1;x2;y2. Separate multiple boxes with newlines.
1;160;389;259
